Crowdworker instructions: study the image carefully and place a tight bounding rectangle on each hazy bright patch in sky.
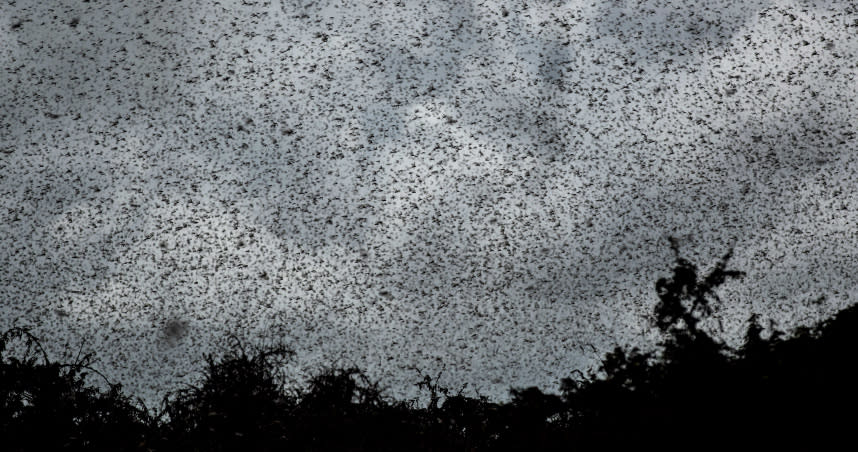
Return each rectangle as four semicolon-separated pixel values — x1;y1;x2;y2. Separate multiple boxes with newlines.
2;0;858;406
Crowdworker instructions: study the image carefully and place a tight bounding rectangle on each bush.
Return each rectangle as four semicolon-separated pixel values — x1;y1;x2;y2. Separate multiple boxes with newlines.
0;328;152;451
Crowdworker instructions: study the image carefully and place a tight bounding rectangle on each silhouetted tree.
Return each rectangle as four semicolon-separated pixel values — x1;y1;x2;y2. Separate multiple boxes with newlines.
0;327;152;451
654;237;745;339
156;337;295;451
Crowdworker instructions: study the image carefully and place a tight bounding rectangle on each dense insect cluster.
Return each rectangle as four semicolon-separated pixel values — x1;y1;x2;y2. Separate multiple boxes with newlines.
2;0;857;407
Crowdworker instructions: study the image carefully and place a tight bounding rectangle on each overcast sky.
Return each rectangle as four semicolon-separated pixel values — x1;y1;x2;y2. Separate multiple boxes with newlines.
2;0;857;406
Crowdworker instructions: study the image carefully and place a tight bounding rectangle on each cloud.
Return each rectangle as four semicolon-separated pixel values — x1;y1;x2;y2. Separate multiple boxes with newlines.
3;0;858;405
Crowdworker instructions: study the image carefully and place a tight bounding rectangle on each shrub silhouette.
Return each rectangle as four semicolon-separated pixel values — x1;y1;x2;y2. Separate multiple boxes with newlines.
654;237;746;338
559;241;747;445
155;337;295;451
2;240;857;450
287;367;410;451
560;240;857;447
0;327;152;451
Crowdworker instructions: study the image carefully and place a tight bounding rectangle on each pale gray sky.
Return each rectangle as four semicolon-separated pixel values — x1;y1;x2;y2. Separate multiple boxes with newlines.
2;0;857;406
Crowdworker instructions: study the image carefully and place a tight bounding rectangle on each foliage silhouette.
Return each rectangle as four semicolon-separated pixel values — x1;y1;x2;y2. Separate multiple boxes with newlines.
155;336;295;451
2;240;857;449
0;327;152;451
